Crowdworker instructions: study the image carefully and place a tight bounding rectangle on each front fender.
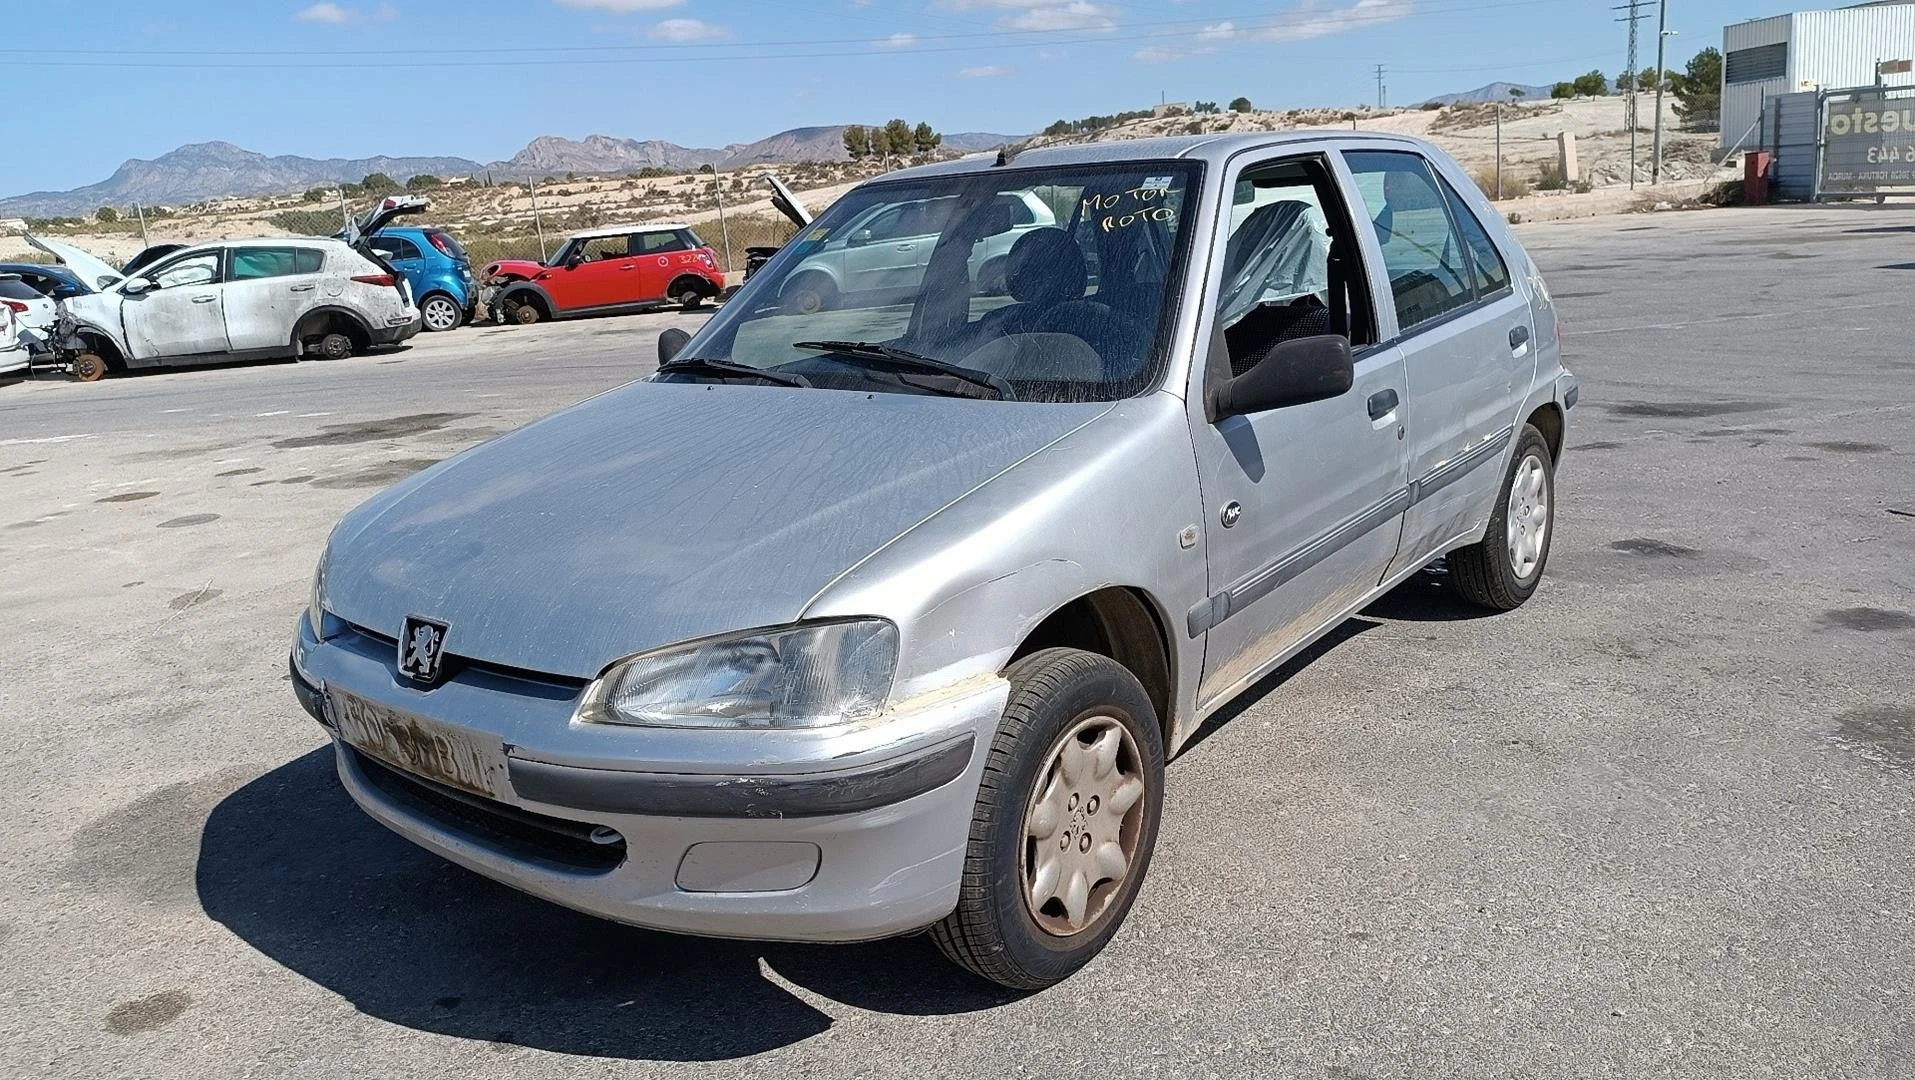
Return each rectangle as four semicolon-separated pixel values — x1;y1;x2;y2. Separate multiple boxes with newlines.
803;393;1209;743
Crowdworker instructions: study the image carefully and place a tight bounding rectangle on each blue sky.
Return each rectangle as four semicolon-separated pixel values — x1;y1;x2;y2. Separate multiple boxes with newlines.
7;0;1758;198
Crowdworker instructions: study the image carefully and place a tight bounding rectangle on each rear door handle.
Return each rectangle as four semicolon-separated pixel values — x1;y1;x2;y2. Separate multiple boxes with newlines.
1367;388;1400;420
191;295;218;304
1509;325;1531;351
288;283;316;293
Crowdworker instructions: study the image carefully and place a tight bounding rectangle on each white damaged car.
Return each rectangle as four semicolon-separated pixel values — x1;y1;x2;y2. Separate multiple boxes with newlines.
28;231;420;381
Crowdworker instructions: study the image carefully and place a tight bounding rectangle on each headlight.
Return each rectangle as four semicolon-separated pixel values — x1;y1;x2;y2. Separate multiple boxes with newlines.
306;550;329;639
579;619;899;730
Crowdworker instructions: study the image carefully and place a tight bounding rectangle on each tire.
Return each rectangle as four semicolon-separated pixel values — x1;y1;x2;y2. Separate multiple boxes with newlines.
314;332;354;361
419;293;463;333
1448;423;1555;610
670;277;707;310
71;352;108;382
506;299;541;325
780;272;837;316
931;648;1165;990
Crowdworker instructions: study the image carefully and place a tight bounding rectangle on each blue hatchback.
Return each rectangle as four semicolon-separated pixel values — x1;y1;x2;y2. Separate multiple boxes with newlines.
368;227;475;332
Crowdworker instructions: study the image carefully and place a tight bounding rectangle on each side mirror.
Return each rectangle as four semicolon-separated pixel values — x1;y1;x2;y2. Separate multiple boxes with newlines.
122;276;155;295
1209;334;1353;421
848;228;874;248
657;327;690;365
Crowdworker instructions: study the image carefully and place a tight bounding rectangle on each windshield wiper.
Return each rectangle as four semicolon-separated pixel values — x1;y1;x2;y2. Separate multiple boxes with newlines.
791;340;1014;401
656;356;812;388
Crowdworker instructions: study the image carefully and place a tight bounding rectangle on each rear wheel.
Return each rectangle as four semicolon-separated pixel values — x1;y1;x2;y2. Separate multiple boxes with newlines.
419;293;462;333
1447;423;1555;610
780;272;837;316
71;352;108;382
313;332;354;361
930;648;1165;990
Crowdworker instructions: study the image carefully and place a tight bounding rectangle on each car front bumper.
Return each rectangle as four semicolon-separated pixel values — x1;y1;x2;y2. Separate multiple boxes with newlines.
289;617;1004;942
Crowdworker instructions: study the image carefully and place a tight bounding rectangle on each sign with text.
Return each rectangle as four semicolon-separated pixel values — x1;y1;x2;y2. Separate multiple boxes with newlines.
1820;88;1915;195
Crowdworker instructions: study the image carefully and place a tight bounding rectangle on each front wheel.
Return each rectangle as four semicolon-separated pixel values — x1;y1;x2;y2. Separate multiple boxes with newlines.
931;648;1165;990
71;352;108;382
1447;423;1555;610
419;293;463;333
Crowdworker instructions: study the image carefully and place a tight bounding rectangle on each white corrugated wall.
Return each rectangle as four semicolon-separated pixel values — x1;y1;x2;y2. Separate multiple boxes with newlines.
1723;15;1792;149
1791;5;1915;92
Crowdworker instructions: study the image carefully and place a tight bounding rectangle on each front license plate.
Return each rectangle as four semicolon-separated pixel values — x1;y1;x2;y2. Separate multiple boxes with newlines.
329;690;508;799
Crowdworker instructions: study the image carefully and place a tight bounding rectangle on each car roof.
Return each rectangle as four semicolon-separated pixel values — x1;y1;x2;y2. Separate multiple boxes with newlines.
372;225;448;237
566;222;694;240
0;262;81;281
877;130;1440;183
225;236;352;249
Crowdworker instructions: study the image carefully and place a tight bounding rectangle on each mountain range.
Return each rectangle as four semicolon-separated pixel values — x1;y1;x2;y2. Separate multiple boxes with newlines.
1420;82;1555;106
0;128;1019;218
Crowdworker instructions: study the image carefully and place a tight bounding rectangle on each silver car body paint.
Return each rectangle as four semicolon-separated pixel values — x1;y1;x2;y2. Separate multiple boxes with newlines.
294;131;1571;941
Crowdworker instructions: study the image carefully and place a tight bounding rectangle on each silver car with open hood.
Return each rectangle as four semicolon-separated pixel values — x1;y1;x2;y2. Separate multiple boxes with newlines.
291;131;1575;989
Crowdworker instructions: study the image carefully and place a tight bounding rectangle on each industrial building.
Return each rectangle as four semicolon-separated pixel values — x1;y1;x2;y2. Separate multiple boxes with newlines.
1722;1;1915;150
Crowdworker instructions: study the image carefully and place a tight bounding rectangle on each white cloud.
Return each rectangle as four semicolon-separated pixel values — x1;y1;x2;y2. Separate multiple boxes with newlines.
1256;0;1414;42
873;32;916;49
1133;46;1183;63
959;64;1011;78
295;2;397;22
1197;20;1235;40
946;0;1116;33
649;17;729;40
555;0;683;12
295;3;353;22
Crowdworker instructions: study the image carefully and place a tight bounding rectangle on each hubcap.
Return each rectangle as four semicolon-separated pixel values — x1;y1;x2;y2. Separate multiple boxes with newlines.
422;298;459;331
1505;452;1550;580
1020;715;1147;937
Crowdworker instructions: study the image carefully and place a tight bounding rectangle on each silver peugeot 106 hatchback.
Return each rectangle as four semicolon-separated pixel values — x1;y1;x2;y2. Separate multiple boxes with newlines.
291;132;1575;989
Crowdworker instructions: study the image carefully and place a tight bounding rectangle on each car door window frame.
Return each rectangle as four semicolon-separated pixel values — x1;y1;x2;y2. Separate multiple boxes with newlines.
140;248;226;290
1340;148;1527;348
1198;151;1382;404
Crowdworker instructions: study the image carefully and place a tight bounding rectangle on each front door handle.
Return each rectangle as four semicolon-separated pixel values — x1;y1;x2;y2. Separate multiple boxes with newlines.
1367;388;1399;420
895;243;916;251
1509;325;1531;351
619;264;636;271
191;295;218;304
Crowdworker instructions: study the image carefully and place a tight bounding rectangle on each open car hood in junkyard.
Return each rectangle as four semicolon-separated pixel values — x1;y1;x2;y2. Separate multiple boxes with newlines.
322;382;1114;680
25;234;124;291
763;174;813;229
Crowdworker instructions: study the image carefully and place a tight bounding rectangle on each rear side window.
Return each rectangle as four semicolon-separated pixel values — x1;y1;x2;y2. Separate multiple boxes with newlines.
676;229;704;251
1344;151;1478;332
0;278;43;301
637;231;690;254
428;231;467;260
294;248;325;274
231;247;303;280
1437;179;1511;296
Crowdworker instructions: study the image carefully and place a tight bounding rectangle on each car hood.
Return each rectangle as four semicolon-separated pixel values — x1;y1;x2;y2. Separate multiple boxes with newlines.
485;258;545;278
323;382;1114;680
25;234;123;291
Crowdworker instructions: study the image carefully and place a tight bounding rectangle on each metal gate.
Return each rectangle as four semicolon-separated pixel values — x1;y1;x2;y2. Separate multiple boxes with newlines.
1814;84;1915;199
1771;91;1821;200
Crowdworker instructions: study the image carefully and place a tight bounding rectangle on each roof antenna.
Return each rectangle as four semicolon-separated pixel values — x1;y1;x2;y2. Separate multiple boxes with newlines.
994;145;1017;167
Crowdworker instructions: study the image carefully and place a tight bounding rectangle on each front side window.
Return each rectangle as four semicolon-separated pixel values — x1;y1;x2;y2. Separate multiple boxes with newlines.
578;236;630;261
1345;151;1479;334
371;236;421;262
675;162;1202;404
147;251;221;290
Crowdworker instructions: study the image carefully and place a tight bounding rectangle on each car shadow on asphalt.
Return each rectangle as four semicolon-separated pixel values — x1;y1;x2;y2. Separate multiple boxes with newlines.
1359;562;1499;623
196;748;1022;1063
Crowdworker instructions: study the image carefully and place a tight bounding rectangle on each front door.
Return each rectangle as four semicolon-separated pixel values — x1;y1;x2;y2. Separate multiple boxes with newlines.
222;246;326;351
121;249;229;360
1188;152;1410;711
556;235;637;310
1340;151;1535;575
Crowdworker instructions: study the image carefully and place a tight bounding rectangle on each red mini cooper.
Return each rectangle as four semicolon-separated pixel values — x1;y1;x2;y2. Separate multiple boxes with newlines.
481;223;726;325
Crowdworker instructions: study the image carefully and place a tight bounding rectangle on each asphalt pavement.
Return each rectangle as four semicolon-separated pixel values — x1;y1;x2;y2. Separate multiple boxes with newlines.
1;207;1911;1079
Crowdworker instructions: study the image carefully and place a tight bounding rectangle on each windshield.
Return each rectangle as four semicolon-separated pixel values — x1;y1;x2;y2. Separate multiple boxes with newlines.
673;161;1201;403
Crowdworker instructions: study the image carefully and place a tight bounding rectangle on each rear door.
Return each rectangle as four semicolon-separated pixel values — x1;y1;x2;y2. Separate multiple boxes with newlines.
1341;150;1533;575
121;249;230;359
223;246;328;351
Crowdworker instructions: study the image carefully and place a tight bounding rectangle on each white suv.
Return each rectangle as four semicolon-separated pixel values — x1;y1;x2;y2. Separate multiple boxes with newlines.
34;235;420;379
